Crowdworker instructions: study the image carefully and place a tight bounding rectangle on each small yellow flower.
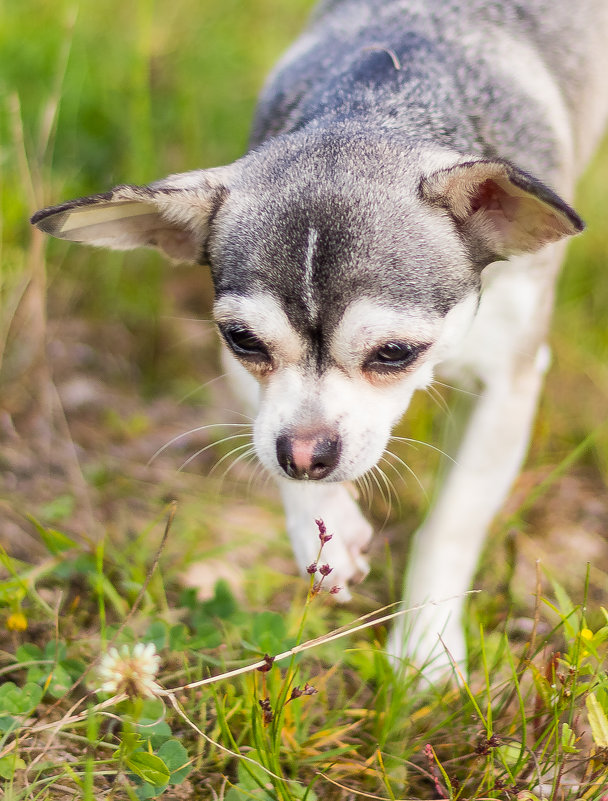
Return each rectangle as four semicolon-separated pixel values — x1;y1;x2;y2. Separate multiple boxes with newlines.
97;643;161;698
6;612;28;631
580;628;594;641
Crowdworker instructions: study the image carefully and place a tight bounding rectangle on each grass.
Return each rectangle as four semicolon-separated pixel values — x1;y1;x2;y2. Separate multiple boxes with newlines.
1;0;608;798
3;515;608;799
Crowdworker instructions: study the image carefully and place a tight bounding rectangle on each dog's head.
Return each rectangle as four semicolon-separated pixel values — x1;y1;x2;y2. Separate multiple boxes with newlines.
32;134;582;483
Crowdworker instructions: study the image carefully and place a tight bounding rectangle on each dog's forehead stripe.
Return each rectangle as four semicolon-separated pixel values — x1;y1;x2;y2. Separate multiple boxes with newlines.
303;227;319;321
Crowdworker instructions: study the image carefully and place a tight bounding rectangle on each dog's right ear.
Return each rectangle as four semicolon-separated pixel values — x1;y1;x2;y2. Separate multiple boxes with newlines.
30;166;235;264
420;159;584;268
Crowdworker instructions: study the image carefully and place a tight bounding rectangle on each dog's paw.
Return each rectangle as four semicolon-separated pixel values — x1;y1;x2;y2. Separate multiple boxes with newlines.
279;480;373;599
319;527;371;599
285;514;371;600
317;483;374;566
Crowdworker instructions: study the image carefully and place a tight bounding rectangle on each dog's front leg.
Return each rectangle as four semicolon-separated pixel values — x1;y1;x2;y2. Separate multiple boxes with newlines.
390;256;560;672
221;347;373;598
392;353;548;670
277;479;373;600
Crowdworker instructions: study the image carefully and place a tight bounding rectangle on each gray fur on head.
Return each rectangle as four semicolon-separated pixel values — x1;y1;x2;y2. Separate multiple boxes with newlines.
32;0;595;339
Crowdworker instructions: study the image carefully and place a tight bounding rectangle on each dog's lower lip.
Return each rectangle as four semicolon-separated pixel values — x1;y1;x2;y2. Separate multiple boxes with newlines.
282;470;347;484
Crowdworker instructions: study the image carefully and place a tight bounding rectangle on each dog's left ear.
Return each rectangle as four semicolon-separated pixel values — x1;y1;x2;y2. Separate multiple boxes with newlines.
420;159;583;267
30;166;236;263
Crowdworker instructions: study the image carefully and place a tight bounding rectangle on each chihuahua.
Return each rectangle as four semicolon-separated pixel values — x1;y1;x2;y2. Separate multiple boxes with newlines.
32;0;608;670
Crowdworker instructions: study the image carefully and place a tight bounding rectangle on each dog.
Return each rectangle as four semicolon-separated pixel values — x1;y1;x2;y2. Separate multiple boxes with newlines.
31;0;608;671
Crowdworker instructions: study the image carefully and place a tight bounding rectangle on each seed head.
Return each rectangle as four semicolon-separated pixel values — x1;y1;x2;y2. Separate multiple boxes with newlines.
315;519;332;544
259;697;274;726
288;683;318;703
257;653;275;673
288;686;303;702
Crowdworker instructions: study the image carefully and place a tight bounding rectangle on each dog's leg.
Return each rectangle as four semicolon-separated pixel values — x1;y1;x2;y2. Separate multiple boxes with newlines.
389;250;562;671
221;347;373;597
395;353;547;668
278;479;373;599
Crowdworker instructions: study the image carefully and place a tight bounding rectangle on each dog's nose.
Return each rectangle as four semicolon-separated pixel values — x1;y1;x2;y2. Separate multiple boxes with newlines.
276;432;341;480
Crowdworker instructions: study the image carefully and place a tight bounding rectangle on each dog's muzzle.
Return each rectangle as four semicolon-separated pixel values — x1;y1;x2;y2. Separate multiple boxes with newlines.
276;431;341;480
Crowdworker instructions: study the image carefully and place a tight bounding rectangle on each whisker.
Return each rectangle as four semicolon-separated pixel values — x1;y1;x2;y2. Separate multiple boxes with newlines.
379;454;408;489
362;472;375;508
208;443;256;478
425;383;451;416
389;436;456;464
246;458;267;495
177;374;230;404
368;467;388;509
213;408;255;422
374;465;393;512
235;453;261;486
363;472;375;507
382;449;428;500
374;463;400;517
148;423;252;465
355;475;372;509
259;468;275;492
370;465;393;529
178;404;254;423
381;463;402;507
217;446;259;485
177;434;252;473
354;477;364;506
161;315;215;324
434;379;481;399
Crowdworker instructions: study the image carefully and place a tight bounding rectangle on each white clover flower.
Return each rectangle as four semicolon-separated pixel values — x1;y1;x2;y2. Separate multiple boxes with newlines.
97;642;162;698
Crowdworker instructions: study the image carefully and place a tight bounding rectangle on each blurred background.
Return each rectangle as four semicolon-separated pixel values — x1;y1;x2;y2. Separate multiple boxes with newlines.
1;0;607;620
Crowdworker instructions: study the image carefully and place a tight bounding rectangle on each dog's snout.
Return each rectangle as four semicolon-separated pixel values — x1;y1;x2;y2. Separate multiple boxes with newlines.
276;431;341;480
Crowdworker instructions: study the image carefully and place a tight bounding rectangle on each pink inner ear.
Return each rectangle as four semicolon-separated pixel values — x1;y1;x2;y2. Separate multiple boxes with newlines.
470;179;520;222
422;160;582;259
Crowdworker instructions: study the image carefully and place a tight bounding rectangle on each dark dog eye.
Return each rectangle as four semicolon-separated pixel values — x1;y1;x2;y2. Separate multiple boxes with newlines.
222;325;270;361
365;341;426;372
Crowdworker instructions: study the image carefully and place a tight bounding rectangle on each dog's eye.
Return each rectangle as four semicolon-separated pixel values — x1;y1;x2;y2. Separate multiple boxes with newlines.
365;341;426;372
222;325;270;361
